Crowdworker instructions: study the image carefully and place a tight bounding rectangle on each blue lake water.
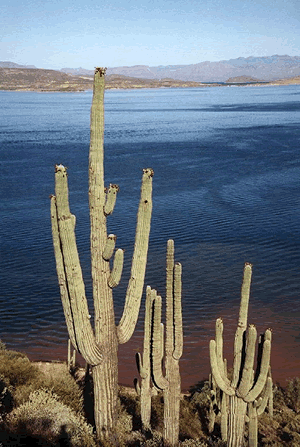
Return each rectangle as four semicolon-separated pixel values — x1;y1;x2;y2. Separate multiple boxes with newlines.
0;85;300;389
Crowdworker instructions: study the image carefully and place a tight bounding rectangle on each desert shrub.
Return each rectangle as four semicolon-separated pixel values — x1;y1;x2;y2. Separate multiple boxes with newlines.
0;350;40;389
98;397;135;447
141;431;164;447
14;364;83;413
119;387;141;431
179;397;206;441
4;388;96;447
285;377;300;413
179;440;208;446
0;375;13;417
190;381;212;433
150;393;164;432
272;383;286;411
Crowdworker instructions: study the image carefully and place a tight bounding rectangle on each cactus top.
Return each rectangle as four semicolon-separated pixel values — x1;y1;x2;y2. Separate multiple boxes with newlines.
94;67;107;76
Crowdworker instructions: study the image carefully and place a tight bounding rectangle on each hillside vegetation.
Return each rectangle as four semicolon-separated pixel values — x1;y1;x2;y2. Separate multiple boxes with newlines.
1;67;299;92
0;345;300;446
0;68;204;91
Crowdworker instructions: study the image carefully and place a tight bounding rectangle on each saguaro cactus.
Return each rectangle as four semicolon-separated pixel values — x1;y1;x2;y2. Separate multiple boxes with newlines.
151;239;183;446
209;263;272;447
50;67;153;438
135;286;156;430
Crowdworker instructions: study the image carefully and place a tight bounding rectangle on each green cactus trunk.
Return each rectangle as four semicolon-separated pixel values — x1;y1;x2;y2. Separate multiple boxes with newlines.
164;240;182;445
164;359;181;445
51;67;153;439
88;69;119;435
228;396;247;447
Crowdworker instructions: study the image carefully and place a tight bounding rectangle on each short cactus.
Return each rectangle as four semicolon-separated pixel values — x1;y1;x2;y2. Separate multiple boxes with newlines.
209;263;272;447
135;286;156;430
151;239;183;446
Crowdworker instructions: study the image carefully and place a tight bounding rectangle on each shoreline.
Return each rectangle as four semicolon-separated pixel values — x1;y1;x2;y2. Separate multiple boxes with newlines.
1;79;299;93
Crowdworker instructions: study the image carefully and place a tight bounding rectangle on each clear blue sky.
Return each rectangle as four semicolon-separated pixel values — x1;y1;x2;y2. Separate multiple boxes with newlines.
1;0;299;69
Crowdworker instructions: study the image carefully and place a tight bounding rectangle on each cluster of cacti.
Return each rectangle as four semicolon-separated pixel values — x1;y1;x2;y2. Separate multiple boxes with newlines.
50;67;154;439
135;239;183;446
209;263;273;447
49;65;275;446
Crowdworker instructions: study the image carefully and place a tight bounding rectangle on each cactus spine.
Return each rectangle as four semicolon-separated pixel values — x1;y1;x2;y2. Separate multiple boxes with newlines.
50;67;153;438
209;263;272;447
151;239;183;446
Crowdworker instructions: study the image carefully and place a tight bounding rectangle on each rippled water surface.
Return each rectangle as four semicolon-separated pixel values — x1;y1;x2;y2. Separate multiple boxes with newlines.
1;85;300;390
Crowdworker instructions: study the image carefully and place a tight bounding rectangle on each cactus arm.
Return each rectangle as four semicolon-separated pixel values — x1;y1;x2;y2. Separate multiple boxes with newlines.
136;352;147;379
117;168;154;344
257;376;272;416
134;377;141;395
137;286;155;429
215;318;224;375
152;294;169;390
102;234;117;261
108;249;124;288
244;338;271;402
53;165;103;366
215;318;231;386
173;262;183;360
267;367;274;417
137;286;154;381
165;239;174;356
237;325;257;398
141;285;154;376
50;195;78;352
104;184;119;216
210;340;235;395
232;263;252;388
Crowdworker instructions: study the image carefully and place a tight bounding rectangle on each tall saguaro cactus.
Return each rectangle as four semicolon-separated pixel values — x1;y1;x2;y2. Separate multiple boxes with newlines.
151;239;183;446
50;67;154;438
209;263;272;447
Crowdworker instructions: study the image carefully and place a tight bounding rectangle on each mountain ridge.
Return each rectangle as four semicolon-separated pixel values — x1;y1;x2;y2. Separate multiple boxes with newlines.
1;55;300;82
60;55;300;82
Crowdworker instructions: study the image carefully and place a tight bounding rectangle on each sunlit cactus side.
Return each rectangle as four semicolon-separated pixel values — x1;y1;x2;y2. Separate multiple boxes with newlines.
209;263;272;447
151;239;183;446
50;67;154;439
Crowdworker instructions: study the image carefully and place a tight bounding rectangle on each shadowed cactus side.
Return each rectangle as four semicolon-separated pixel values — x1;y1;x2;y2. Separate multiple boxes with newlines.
50;67;153;439
209;263;273;447
150;239;183;446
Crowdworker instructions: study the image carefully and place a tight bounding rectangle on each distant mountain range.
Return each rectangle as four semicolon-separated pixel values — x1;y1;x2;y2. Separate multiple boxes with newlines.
59;55;300;82
1;55;300;82
0;61;37;69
